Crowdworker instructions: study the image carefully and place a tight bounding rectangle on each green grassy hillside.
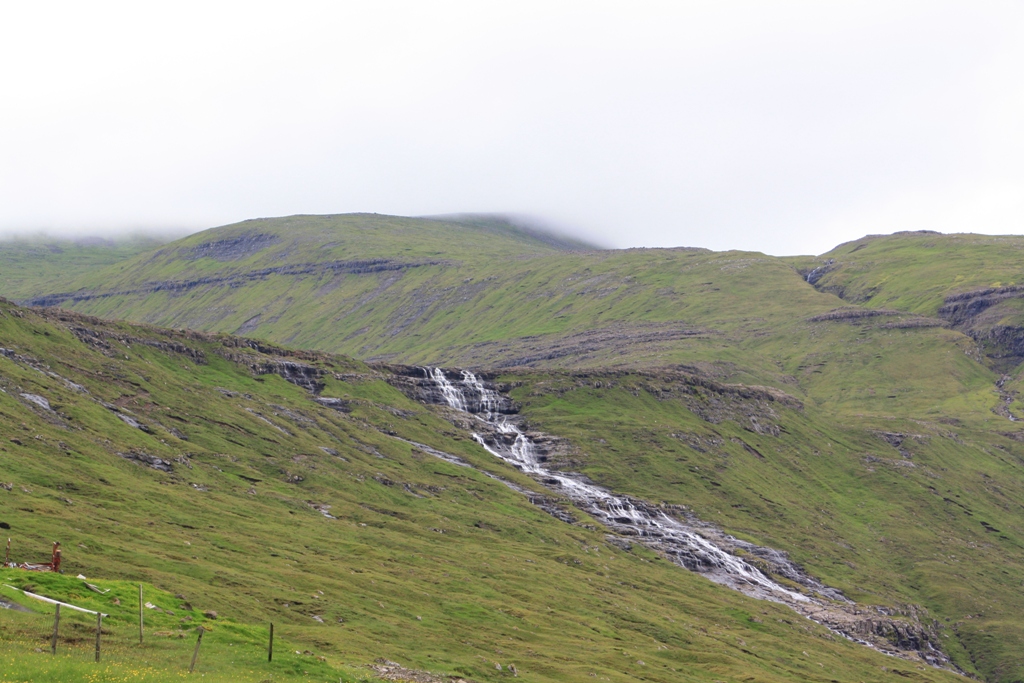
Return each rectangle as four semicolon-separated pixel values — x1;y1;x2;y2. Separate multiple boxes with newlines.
1;300;959;682
795;231;1024;315
502;368;1024;681
1;216;998;415
0;235;170;301
6;218;1024;680
794;231;1024;372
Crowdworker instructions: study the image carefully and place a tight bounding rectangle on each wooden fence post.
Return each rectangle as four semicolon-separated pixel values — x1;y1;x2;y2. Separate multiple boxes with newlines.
268;622;274;662
138;584;144;645
189;627;205;673
50;604;60;655
94;613;102;662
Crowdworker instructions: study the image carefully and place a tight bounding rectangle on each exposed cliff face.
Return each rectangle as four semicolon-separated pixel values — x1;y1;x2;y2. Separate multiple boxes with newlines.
937;286;1024;371
938;285;1024;326
218;352;327;394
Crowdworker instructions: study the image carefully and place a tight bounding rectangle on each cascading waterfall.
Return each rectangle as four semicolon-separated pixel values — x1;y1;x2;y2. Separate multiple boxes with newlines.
422;367;809;604
429;367;467;411
405;367;953;666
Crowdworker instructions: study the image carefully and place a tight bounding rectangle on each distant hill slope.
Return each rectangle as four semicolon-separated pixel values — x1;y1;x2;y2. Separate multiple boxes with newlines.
5;214;590;303
423;213;603;252
0;299;971;682
796;231;1024;371
2;215;1006;422
0;234;169;300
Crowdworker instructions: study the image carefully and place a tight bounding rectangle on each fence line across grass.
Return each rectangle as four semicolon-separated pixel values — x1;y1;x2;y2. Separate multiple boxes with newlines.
1;581;319;675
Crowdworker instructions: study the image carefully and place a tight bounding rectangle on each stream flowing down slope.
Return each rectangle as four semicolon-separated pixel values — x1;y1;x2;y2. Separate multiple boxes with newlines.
412;367;954;668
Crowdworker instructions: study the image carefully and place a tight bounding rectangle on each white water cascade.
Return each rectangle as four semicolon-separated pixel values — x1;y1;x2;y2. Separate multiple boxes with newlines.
429;367;467;411
422;367;812;605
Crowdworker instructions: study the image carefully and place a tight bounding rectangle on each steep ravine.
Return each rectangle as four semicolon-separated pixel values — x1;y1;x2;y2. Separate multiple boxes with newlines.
389;366;958;671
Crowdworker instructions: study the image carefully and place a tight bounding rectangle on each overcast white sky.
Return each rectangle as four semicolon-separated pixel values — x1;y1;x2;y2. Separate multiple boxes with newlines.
0;1;1021;254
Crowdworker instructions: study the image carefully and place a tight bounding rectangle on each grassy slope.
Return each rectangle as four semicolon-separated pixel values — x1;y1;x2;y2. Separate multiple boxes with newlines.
503;369;1024;681
791;230;1024;379
0;301;952;683
0;572;342;682
792;231;1024;315
0;235;169;301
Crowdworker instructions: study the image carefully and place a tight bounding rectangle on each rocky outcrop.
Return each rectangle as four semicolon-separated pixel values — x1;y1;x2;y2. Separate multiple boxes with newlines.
179;232;280;261
482;322;712;368
807;307;946;330
396;321;714;371
808;605;948;667
313;397;353;412
118;450;173;472
261;360;324;391
67;325;208;364
226;354;325;394
808;307;904;322
938;286;1024;370
370;658;474;683
29;316;337;396
20;393;51;411
938;285;1024;325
